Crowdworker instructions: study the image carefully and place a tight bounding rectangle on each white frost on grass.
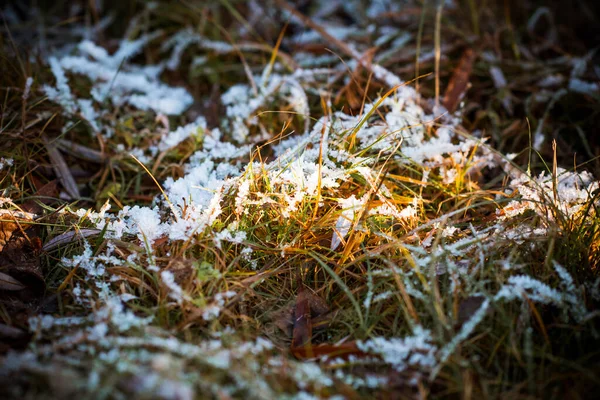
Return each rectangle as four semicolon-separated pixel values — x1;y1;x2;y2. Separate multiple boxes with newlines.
500;168;599;222
21;9;600;397
437;299;490;366
213;227;247;249
331;194;368;250
358;326;438;376
61;240;105;278
160;270;189;303
156;116;206;152
202;291;237;321
43;35;193;137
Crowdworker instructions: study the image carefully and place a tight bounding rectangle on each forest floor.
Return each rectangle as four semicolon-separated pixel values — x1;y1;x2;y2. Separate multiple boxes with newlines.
0;1;599;399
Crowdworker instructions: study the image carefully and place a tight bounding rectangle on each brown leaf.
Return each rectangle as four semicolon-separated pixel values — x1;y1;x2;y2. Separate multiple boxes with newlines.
0;323;26;339
272;306;294;337
42;134;80;199
0;235;45;293
0;271;26;291
456;296;486;328
0;209;35;252
0;210;45;299
43;228;100;252
57;138;106;163
272;302;335;337
0;322;31;354
291;283;313;350
442;48;476;113
292;341;367;360
22;180;59;215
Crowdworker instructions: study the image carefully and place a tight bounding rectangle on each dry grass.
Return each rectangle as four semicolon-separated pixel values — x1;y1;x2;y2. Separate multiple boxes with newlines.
0;1;599;399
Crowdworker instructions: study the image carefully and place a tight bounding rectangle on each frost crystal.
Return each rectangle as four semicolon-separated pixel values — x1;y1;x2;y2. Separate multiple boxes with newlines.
357;326;438;375
43;35;193;137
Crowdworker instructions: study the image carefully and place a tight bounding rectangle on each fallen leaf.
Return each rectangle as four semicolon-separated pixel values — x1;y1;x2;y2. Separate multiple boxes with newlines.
43;228;100;252
0;323;26;339
57;138;106;163
291;283;313;350
456;296;486;328
22;180;59;215
0;209;35;252
42;134;80;199
292;341;367;360
0;234;45;294
274;286;331;337
0;271;26;291
0;210;45;299
0;322;31;354
443;48;476;113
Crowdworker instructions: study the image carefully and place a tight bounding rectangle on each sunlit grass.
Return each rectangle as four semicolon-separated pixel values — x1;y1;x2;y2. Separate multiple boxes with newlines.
1;1;599;399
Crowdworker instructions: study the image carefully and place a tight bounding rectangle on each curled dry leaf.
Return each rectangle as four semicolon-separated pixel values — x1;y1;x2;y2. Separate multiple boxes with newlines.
0;209;36;252
0;209;44;297
292;284;313;350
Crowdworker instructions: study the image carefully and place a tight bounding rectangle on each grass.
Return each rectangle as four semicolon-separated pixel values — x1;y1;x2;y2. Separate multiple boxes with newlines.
0;1;599;399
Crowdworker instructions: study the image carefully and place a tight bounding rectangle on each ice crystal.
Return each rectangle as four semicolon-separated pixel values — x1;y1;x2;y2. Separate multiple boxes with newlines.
331;194;368;250
156;116;206;152
357;326;438;374
0;157;14;170
43;35;193;137
160;270;188;303
500;168;599;222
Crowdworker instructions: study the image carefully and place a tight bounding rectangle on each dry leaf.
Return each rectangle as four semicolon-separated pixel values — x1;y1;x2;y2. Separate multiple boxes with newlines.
22;180;59;215
292;284;312;349
43;228;100;251
57;138;106;163
291;341;366;360
443;48;476;113
0;209;35;252
274;286;331;337
456;296;486;328
0;210;44;297
0;323;26;339
42;134;80;199
0;271;26;291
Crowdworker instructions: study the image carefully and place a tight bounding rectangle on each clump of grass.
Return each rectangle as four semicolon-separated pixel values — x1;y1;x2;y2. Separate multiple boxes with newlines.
1;1;599;399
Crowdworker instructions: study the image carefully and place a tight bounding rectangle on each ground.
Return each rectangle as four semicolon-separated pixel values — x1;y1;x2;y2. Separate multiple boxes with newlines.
0;1;599;399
